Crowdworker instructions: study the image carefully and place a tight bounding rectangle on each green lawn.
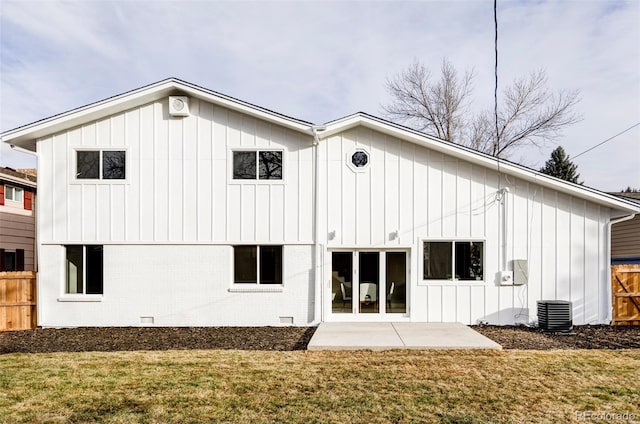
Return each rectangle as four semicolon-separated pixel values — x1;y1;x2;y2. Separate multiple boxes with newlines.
1;349;639;423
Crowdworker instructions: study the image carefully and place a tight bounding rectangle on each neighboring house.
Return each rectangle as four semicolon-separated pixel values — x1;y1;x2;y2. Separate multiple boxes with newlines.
0;167;37;271
610;193;640;264
1;79;638;327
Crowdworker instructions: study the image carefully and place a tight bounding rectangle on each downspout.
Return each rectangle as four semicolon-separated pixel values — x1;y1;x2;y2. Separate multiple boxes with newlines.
606;212;636;323
311;126;326;325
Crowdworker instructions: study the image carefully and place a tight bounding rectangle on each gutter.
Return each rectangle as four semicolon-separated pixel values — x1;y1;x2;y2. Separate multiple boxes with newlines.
606;213;636;323
9;143;38;157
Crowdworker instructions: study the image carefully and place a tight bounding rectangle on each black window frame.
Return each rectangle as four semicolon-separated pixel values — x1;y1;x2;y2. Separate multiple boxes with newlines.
65;245;104;295
423;241;484;281
232;150;283;181
0;249;25;271
76;150;126;180
233;245;283;285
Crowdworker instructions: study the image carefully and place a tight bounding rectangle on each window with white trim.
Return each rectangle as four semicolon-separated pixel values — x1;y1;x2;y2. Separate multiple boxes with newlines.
66;245;103;294
423;241;484;281
76;150;126;180
233;150;282;180
5;185;23;202
233;245;282;284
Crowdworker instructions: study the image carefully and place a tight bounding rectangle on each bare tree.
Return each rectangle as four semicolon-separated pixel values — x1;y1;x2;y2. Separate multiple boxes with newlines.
383;59;474;143
383;59;581;159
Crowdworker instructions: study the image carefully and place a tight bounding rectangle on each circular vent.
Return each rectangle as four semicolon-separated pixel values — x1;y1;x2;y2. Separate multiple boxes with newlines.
172;98;185;111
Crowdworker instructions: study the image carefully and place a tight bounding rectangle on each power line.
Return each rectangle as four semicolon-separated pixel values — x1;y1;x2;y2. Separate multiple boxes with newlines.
494;0;501;187
572;122;640;159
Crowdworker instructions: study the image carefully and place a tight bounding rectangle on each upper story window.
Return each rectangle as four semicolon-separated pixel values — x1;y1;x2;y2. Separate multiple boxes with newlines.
347;147;371;172
233;150;282;180
4;185;23;202
351;151;369;168
76;150;126;180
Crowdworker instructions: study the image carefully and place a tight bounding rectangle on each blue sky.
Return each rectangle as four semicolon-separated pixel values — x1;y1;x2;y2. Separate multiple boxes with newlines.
1;0;638;191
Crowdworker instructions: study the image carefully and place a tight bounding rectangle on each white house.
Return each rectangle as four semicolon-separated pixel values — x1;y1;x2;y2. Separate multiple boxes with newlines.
2;79;638;327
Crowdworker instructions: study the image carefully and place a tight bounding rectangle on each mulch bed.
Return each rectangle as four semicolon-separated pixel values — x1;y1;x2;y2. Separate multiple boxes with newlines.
1;325;638;354
0;327;316;354
472;324;640;350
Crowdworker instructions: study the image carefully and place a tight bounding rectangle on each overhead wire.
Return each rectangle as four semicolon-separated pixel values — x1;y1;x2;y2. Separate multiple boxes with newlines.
494;0;500;187
572;122;640;159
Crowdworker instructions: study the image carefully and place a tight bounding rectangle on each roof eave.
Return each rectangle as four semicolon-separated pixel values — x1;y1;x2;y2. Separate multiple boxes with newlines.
0;172;37;189
321;114;640;215
1;78;314;150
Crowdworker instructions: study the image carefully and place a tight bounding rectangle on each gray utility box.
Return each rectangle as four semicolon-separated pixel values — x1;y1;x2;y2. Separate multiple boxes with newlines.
537;300;572;332
512;259;528;285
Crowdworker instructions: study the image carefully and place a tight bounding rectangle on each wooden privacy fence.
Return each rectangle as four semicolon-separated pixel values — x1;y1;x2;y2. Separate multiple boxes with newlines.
612;265;640;326
0;271;37;331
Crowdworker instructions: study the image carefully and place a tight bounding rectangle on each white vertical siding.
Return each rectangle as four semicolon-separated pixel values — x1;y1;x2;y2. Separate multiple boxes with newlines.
34;97;620;327
37;98;314;245
322;126;615;325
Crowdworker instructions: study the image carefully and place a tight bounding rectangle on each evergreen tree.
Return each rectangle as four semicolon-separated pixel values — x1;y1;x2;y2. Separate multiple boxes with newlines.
540;146;581;184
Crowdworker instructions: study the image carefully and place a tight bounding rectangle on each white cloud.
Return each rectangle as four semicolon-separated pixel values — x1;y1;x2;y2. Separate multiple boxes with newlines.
1;0;638;190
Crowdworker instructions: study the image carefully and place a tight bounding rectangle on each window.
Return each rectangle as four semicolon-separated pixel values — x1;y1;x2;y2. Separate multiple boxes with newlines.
0;249;24;271
351;151;369;168
423;241;484;281
66;245;103;294
234;245;282;284
233;150;282;180
5;185;23;202
347;148;371;172
76;150;126;180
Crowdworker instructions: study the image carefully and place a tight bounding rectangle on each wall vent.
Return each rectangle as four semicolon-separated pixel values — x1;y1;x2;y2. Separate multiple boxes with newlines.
537;300;572;332
279;316;294;325
169;96;190;117
139;316;154;325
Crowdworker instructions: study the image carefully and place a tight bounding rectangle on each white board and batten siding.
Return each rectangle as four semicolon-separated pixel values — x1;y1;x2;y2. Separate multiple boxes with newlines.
320;127;612;325
37;97;315;327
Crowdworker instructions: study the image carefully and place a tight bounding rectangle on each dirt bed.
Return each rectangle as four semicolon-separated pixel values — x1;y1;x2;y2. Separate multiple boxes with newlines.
472;325;640;350
1;325;638;354
0;327;316;354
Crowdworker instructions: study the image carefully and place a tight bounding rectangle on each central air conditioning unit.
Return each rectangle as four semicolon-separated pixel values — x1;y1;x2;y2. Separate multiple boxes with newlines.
537;300;573;332
169;96;190;117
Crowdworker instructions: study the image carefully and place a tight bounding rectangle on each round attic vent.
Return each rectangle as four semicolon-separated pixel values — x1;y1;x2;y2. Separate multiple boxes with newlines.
172;97;185;111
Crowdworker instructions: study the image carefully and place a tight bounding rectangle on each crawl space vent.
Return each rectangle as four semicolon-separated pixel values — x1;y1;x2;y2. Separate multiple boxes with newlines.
537;300;572;332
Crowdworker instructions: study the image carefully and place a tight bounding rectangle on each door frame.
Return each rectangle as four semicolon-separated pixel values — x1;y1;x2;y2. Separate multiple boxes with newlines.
325;248;411;322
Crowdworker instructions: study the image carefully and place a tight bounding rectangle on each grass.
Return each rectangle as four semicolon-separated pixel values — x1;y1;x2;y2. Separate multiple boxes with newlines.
1;349;639;423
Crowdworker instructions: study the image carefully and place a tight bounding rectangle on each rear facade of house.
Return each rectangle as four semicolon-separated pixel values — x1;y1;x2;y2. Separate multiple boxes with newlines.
2;79;637;327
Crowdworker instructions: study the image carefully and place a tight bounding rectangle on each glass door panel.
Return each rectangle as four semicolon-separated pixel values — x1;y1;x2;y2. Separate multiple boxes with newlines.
331;252;353;313
359;252;380;314
386;252;407;313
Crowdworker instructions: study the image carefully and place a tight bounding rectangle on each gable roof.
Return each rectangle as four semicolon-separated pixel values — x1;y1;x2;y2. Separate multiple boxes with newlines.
2;79;638;216
0;78;313;151
319;112;640;216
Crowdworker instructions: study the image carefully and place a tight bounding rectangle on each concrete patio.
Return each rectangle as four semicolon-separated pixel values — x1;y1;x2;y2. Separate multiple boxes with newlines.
307;322;502;351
